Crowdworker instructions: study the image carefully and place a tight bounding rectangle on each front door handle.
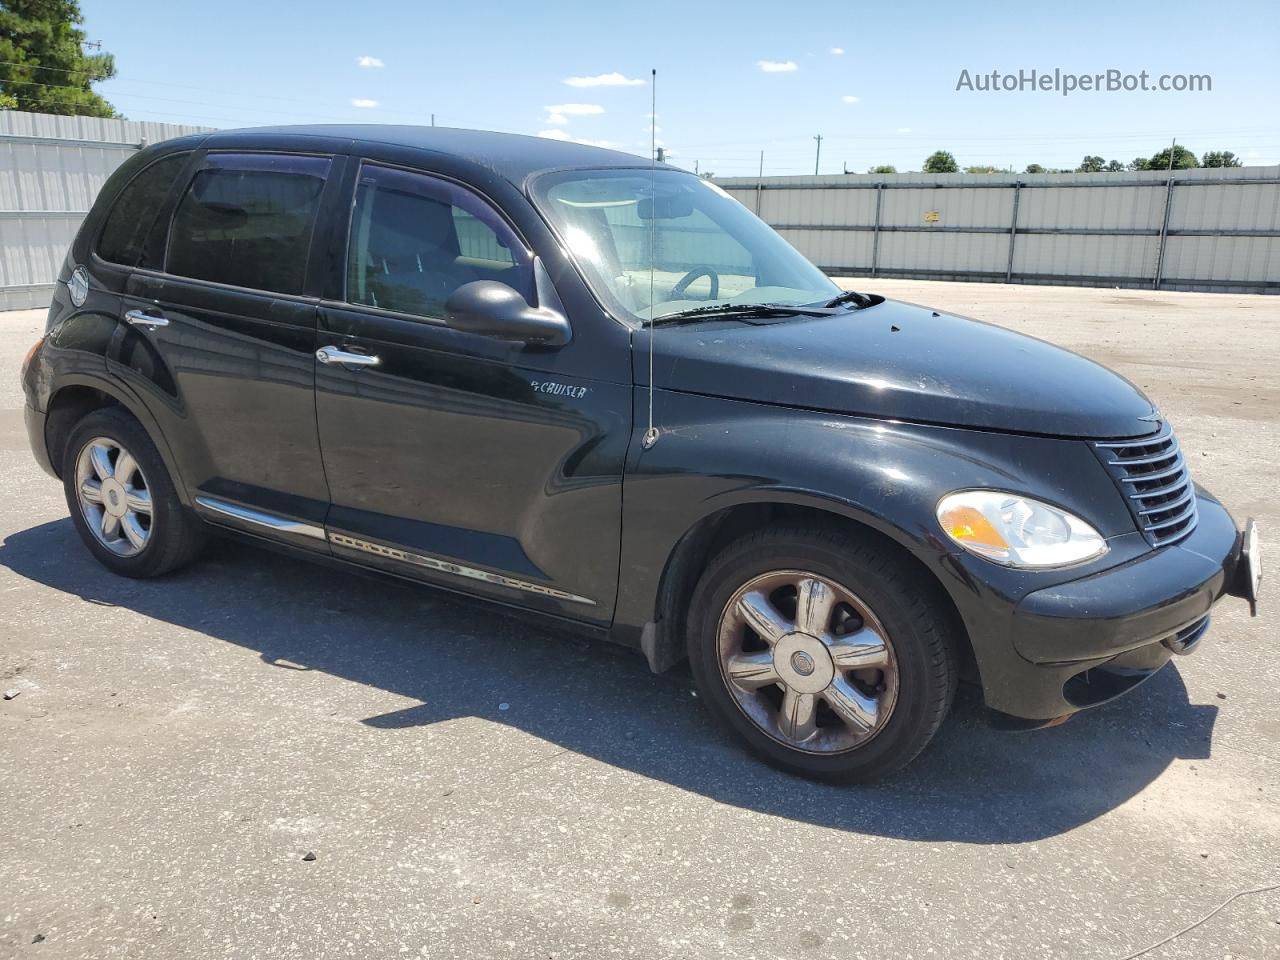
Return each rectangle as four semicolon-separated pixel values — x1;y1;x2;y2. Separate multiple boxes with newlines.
316;345;380;367
124;309;169;329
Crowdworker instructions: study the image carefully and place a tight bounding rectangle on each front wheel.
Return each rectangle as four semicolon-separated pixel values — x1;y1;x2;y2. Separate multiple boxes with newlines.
686;524;958;783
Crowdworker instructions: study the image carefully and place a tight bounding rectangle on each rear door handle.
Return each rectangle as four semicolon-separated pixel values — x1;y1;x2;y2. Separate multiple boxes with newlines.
316;345;380;367
124;309;169;329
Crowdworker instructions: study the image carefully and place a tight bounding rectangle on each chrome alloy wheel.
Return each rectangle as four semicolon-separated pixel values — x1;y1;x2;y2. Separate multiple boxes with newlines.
716;570;898;753
75;437;153;557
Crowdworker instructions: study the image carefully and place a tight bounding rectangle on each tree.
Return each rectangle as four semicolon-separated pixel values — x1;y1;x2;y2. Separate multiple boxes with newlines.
1128;157;1150;171
868;164;897;174
1078;155;1106;173
1202;150;1242;168
699;171;716;179
1024;163;1046;174
0;0;119;118
923;150;958;173
1146;145;1199;171
1106;159;1125;172
964;164;1003;174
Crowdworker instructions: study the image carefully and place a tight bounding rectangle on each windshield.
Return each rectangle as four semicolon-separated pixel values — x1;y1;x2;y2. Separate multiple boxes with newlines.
531;168;838;325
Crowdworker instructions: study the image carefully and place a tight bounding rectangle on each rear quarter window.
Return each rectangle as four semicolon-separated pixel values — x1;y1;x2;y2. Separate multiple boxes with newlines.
166;153;331;296
96;152;190;266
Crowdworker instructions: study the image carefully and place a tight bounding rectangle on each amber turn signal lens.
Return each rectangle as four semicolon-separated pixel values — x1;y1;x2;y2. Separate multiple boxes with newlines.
938;504;1008;550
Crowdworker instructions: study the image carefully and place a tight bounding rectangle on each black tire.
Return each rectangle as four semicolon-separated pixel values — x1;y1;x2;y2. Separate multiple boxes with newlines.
686;523;958;783
61;407;206;578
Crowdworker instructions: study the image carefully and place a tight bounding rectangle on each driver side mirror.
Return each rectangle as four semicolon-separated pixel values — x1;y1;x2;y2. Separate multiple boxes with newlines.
443;280;571;347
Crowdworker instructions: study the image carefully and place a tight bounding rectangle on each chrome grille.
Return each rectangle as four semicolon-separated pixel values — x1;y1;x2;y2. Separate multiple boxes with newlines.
1093;424;1198;547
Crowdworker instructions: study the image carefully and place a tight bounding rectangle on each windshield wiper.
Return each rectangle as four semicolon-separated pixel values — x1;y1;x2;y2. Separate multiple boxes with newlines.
823;289;876;309
648;302;833;327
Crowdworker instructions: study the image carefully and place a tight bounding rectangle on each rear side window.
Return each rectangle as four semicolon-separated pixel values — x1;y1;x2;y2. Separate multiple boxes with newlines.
346;163;531;319
97;152;190;266
167;153;331;295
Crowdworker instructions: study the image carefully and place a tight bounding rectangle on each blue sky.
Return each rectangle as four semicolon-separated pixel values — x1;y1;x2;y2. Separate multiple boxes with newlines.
85;0;1280;175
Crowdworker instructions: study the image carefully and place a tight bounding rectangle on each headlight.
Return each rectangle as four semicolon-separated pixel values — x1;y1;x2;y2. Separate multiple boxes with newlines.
936;490;1107;568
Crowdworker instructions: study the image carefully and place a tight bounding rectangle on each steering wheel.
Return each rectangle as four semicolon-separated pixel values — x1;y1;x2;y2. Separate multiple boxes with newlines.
670;266;720;301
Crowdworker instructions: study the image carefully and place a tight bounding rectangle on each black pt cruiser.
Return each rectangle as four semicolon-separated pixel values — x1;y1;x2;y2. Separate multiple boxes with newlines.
21;125;1262;782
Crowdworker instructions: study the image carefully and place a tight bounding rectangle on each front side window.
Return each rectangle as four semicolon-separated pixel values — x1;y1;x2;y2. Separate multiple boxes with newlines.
531;168;838;325
346;163;531;319
166;153;331;295
97;152;190;266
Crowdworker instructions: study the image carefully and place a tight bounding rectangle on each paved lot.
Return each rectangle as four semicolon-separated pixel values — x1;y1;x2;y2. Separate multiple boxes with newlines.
1;280;1277;959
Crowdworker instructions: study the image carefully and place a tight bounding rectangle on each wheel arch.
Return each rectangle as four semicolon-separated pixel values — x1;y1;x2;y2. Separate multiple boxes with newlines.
645;493;976;683
43;375;191;505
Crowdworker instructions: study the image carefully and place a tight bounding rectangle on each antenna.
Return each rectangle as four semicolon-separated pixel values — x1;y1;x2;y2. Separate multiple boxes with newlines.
642;69;660;450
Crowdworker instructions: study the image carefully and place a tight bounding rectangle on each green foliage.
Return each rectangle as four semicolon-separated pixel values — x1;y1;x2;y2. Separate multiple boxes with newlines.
867;164;897;174
923;150;958;173
0;0;119;117
964;164;1004;174
1128;157;1150;171
1074;156;1126;173
1201;150;1242;168
1024;163;1045;174
1146;144;1199;171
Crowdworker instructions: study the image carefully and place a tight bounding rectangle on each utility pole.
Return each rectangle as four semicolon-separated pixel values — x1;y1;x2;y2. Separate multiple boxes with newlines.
813;134;823;175
430;113;435;127
694;159;699;176
1166;136;1176;171
758;150;764;177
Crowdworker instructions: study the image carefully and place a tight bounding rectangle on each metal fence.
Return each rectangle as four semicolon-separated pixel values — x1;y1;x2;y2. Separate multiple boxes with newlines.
4;111;1278;305
0;112;210;310
717;166;1280;294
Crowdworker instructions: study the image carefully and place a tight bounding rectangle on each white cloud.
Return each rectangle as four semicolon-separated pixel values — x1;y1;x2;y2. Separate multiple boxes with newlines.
543;103;604;125
356;56;384;68
897;127;912;133
841;95;860;103
537;129;614;148
830;47;845;55
546;103;605;116
351;98;379;108
564;72;645;87
757;60;798;73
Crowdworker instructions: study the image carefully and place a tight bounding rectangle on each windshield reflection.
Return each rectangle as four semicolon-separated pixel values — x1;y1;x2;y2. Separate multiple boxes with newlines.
532;168;838;326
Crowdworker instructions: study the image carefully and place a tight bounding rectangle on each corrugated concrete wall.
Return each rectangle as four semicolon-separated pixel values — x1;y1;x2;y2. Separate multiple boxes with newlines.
717;166;1280;294
0;112;211;310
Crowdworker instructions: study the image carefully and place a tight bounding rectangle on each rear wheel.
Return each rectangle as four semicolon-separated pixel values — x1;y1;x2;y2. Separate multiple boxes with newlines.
686;524;958;783
62;407;205;578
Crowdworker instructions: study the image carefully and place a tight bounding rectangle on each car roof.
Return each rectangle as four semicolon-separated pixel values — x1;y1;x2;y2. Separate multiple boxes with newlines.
203;124;655;183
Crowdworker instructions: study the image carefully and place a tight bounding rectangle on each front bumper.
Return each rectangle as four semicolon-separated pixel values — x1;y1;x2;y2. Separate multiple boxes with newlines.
981;488;1247;720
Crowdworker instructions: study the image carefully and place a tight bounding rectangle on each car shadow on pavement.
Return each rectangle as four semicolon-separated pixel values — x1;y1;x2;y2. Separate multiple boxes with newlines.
1;519;1219;845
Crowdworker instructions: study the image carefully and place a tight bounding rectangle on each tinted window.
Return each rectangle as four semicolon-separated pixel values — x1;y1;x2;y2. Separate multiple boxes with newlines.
346;163;530;319
97;152;190;266
167;153;331;295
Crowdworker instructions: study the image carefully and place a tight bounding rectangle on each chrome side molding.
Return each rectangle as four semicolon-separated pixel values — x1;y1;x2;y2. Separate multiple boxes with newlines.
192;497;592;605
327;531;596;606
193;496;327;540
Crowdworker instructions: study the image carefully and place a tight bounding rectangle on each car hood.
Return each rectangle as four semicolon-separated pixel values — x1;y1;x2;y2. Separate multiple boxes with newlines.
645;299;1157;438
